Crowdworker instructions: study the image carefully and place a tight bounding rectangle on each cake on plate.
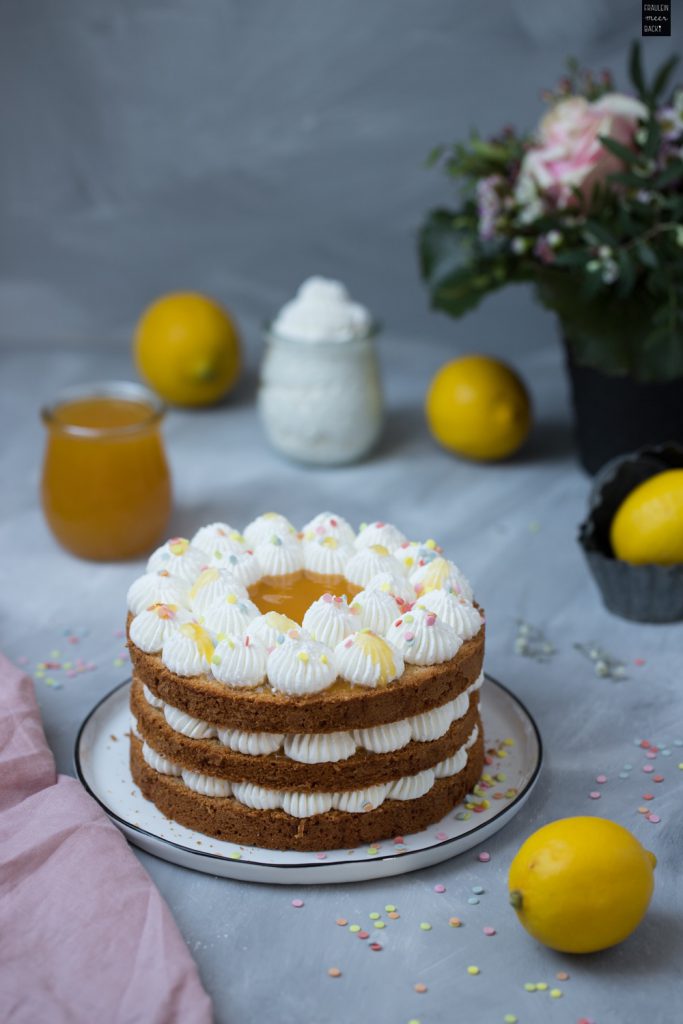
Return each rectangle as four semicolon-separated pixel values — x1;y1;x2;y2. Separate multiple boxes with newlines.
127;512;485;851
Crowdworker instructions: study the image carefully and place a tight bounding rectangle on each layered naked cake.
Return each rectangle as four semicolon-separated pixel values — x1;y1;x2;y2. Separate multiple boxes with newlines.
127;512;486;850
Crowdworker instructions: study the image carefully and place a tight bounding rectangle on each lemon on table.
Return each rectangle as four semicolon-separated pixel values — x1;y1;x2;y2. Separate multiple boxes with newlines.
425;355;531;461
134;292;241;407
508;817;656;953
610;469;683;565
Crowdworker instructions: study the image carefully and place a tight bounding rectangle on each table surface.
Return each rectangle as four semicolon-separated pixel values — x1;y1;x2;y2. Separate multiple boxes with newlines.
2;339;682;1024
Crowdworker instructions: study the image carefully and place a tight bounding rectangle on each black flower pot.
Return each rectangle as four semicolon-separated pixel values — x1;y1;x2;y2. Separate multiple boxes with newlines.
565;345;683;475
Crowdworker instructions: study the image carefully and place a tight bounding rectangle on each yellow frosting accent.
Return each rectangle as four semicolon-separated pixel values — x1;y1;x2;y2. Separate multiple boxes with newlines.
322;536;339;549
320;654;329;665
226;593;238;605
263;612;299;632
169;538;190;556
416;557;450;594
369;544;389;556
188;567;221;601
297;651;310;664
179;621;215;663
354;630;396;685
425;539;438;550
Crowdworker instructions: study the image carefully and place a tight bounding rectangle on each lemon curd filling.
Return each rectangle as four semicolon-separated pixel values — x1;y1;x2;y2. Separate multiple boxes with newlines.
248;571;361;623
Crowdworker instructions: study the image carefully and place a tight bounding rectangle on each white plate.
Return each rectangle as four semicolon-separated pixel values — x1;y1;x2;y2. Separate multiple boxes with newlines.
74;676;542;885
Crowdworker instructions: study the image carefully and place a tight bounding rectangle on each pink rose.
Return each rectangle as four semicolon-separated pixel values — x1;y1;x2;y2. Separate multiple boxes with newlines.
516;93;647;210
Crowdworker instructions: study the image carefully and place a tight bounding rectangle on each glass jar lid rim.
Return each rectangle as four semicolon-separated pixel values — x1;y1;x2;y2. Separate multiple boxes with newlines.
41;380;165;437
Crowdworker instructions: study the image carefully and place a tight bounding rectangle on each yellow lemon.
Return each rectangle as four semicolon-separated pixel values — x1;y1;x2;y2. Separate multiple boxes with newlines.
425;355;531;460
610;469;683;565
508;817;656;953
134;292;241;407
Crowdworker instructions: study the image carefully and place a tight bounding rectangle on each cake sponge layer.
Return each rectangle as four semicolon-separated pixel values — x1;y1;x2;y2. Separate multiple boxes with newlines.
130;731;485;851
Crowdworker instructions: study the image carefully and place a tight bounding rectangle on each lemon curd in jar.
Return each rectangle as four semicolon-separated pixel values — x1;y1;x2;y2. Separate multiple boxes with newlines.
249;572;361;622
41;382;171;560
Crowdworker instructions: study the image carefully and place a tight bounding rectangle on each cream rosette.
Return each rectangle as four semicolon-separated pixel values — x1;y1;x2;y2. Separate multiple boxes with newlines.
207;547;262;587
386;767;435;801
350;587;402;635
344;545;407;588
302;535;354;576
249;612;302;651
354;521;408;552
161;621;215;677
386;605;462;666
146;537;207;582
302;594;359;647
255;534;304;577
393;538;442;572
410;557;473;602
416;589;483;640
334;629;404;688
283;731;357;764
126;570;191;615
266;637;337;696
244;512;297;548
364;571;416;607
202;592;260;637
188;567;249;614
211;634;268;689
191;522;248;560
129;603;190;654
301;511;356;547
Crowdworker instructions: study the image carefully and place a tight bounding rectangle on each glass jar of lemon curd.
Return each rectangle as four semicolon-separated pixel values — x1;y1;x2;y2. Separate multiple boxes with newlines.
41;381;172;560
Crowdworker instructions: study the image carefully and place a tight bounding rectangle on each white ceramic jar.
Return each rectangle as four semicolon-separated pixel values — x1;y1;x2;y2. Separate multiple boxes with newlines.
258;278;383;465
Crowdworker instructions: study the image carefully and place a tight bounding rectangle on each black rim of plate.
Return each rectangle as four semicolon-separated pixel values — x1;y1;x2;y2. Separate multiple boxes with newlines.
74;675;543;873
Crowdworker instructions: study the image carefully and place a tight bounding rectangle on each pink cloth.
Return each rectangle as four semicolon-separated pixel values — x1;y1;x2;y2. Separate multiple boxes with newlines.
0;653;214;1024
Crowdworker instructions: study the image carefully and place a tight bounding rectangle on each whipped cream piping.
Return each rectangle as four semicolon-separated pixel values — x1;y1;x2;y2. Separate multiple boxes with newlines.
334;630;404;688
129;604;190;654
139;730;479;813
207;548;262;587
350;587;402;635
302;536;354;576
386;605;462;666
410;557;474;602
302;594;359;647
146;538;207;583
127;571;191;615
344;545;407;588
142;684;476;761
188;568;249;614
161;621;215;677
255;535;304;577
243;513;297;547
417;589;483;639
355;521;408;552
191;523;248;559
364;571;416;607
211;635;268;689
301;511;356;547
393;539;442;572
267;637;337;696
202;593;260;636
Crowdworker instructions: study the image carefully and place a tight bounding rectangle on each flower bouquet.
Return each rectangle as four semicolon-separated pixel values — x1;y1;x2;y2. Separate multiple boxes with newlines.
420;44;683;472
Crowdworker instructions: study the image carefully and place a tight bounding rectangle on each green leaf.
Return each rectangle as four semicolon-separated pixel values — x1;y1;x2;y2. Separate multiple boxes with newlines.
651;54;680;102
599;136;639;166
425;145;445;168
629;41;646;100
418;208;511;318
653;162;683;190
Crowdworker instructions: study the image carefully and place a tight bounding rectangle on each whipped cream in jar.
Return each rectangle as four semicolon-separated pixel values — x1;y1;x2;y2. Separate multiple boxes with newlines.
258;277;383;465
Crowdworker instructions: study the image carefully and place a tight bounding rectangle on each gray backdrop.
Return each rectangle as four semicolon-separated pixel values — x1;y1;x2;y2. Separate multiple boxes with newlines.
1;0;680;361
